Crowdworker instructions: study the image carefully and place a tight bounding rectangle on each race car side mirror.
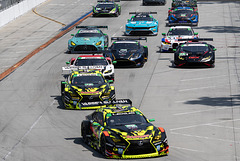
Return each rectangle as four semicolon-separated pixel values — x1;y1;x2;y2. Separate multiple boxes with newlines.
162;33;166;36
213;48;217;51
66;61;70;65
127;19;130;22
71;34;74;36
61;81;67;84
108;80;114;84
149;119;155;122
173;49;177;52
93;122;100;126
194;32;198;35
113;61;117;64
104;33;107;36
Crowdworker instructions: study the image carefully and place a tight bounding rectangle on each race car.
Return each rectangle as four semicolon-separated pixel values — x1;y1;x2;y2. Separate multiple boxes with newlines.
67;26;109;53
93;0;121;17
168;6;198;16
61;70;115;110
172;0;197;8
167;8;198;26
125;12;158;36
160;26;199;52
81;100;169;159
142;0;166;5
173;38;216;67
62;53;116;81
106;37;148;67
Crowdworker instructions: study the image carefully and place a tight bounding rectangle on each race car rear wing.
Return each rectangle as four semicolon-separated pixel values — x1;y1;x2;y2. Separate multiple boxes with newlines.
111;37;147;42
76;26;108;29
80;99;132;107
129;12;157;14
177;38;213;42
97;0;120;2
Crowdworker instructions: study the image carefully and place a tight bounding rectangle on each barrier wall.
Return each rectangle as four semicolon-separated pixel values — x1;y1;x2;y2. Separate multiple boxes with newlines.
0;0;47;28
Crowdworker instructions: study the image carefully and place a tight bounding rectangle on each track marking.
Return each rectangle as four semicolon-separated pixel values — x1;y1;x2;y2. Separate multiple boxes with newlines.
170;146;204;153
171;131;240;144
3;115;43;160
180;74;237;82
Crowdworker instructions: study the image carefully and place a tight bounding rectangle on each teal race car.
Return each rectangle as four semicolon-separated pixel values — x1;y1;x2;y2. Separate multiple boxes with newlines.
67;26;109;53
93;0;121;17
125;12;158;36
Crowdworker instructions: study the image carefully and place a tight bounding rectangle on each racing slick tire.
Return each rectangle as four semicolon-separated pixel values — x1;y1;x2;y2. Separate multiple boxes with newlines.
115;12;119;17
81;121;91;143
143;47;148;62
61;81;65;96
100;135;107;157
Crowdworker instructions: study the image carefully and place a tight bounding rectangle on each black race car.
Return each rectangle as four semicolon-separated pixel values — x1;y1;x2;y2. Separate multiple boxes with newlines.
172;0;197;7
81;100;169;159
93;0;121;17
173;38;216;67
142;0;166;5
106;37;148;67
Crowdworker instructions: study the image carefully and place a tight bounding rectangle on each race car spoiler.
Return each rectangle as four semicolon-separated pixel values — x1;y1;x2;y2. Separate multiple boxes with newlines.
97;0;120;2
168;23;197;26
177;38;213;42
76;26;108;29
111;37;147;42
79;99;132;107
129;12;157;14
70;50;111;54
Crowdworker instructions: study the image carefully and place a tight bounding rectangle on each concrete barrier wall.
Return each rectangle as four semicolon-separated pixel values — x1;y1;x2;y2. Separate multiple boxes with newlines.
0;0;47;28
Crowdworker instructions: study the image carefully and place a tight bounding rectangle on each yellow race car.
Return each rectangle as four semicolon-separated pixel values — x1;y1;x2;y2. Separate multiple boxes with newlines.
61;69;115;109
81;100;169;158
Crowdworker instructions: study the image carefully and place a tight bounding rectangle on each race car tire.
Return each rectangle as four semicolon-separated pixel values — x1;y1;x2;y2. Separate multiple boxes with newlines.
100;136;107;157
143;47;148;62
81;121;90;143
61;81;65;96
115;12;119;17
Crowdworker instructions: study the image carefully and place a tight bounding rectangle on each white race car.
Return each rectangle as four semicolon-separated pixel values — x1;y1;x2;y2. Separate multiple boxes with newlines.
160;26;199;52
62;54;116;81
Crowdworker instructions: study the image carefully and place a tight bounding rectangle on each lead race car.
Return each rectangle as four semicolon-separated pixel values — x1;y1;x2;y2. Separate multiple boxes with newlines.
173;38;216;67
125;12;158;36
81;100;169;159
62;53;116;81
92;0;121;17
160;26;199;52
61;69;115;110
67;26;109;53
106;37;148;67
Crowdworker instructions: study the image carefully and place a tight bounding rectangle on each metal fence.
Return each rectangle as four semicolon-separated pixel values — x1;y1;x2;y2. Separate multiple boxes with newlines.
0;0;24;11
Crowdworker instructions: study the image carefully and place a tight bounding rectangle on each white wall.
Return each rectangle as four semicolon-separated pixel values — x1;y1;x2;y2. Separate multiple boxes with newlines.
0;0;47;27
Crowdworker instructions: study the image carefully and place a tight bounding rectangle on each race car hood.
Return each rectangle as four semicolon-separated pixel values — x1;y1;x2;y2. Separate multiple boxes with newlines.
71;36;103;45
126;21;157;27
70;83;108;95
112;49;138;59
109;123;155;139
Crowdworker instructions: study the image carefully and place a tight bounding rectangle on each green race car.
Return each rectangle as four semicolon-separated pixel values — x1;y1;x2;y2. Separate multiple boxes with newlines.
93;0;121;17
81;101;169;158
61;70;115;110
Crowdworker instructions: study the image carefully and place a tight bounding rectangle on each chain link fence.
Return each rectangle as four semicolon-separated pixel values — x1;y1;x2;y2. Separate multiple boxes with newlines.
0;0;24;11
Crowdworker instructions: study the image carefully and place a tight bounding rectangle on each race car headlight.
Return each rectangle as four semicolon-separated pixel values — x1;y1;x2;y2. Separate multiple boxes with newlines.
201;55;212;62
163;41;171;45
126;26;133;29
112;137;122;143
178;56;185;60
191;16;196;20
109;8;116;13
96;41;102;46
153;134;161;142
104;69;112;74
170;17;175;21
130;53;141;59
71;41;76;46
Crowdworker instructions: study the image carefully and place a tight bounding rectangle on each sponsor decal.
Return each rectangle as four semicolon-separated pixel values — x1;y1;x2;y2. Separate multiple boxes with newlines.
126;134;149;139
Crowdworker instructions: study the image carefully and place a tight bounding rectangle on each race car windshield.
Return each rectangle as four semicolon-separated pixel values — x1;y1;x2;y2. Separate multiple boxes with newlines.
168;29;193;36
75;59;108;66
112;43;138;50
107;114;148;126
131;15;153;21
96;4;115;8
75;33;102;37
173;9;195;15
72;76;105;86
181;46;209;53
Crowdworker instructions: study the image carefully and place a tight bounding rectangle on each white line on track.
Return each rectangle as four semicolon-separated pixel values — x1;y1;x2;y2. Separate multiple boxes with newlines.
207;124;240;130
3;115;43;160
120;26;123;29
179;85;218;92
173;106;236;116
170;146;204;153
171;132;240;144
180;74;237;82
170;118;240;131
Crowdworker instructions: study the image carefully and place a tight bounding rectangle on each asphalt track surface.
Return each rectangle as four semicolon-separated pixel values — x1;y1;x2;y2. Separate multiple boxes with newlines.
0;0;240;161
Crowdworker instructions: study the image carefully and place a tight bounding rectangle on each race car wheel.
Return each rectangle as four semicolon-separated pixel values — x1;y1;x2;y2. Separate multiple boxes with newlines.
81;121;90;143
100;136;107;157
61;81;65;96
